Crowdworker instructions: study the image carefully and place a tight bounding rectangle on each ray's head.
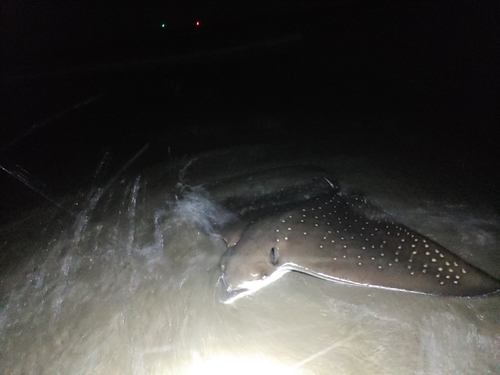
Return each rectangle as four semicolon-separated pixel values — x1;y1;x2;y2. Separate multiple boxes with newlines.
219;224;287;304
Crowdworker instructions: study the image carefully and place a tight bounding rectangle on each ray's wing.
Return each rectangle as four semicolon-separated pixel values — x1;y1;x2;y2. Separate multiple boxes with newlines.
284;219;500;296
216;173;337;246
272;194;500;296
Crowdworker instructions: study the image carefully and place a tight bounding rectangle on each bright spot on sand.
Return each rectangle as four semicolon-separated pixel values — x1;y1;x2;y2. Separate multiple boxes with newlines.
181;354;304;375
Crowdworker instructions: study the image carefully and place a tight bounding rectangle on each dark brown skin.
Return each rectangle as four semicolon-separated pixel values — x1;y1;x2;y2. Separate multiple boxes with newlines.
220;194;500;303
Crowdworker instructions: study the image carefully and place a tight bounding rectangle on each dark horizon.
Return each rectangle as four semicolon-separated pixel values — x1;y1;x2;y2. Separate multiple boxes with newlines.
1;0;499;216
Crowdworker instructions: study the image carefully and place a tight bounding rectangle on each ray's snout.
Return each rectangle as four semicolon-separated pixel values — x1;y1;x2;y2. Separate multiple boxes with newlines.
218;273;247;304
219;246;257;303
219;247;236;303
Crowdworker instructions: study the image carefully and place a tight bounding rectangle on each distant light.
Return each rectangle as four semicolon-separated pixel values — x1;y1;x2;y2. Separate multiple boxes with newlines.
195;20;200;27
161;23;165;28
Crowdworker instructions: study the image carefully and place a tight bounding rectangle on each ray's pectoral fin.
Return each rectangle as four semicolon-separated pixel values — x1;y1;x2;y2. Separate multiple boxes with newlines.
284;222;500;297
290;240;500;298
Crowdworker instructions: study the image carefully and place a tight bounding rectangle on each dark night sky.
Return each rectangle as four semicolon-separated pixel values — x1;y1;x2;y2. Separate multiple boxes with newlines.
1;1;499;214
2;1;499;80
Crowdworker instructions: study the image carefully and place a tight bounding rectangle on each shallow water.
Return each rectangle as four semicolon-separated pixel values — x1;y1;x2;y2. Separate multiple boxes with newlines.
1;143;499;374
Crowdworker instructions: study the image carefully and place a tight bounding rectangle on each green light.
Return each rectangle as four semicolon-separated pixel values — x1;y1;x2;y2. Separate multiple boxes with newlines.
162;24;166;28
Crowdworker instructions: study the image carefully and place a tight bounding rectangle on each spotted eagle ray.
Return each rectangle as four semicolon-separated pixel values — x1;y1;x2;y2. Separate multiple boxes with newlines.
219;178;500;303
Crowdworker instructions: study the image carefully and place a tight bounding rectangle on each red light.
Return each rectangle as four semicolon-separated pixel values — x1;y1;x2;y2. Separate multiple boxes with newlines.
195;20;200;27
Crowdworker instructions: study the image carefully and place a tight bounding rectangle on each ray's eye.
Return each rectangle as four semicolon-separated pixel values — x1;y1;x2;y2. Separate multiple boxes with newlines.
269;247;279;265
